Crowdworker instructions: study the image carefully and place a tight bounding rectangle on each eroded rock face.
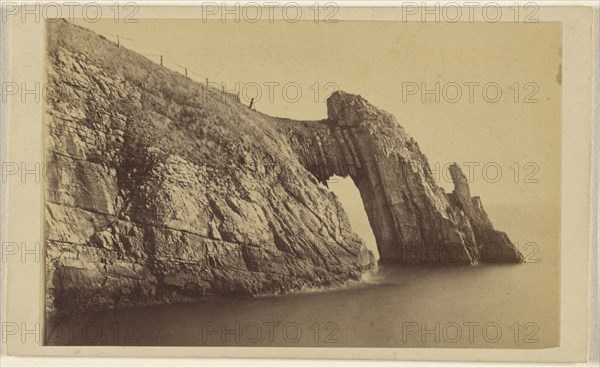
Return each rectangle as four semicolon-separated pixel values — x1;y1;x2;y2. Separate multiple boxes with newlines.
283;91;524;265
45;20;521;320
45;21;375;319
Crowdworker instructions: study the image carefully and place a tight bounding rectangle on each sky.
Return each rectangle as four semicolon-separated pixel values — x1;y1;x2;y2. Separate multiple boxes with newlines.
70;19;562;255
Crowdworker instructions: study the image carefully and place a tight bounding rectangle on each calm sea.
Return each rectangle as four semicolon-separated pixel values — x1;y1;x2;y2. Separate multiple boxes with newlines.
46;260;558;348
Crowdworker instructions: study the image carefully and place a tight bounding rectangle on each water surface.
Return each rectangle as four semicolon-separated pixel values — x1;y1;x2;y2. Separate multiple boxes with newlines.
47;262;558;348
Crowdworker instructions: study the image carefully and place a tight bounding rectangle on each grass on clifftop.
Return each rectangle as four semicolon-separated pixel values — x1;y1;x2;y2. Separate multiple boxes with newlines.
47;19;326;176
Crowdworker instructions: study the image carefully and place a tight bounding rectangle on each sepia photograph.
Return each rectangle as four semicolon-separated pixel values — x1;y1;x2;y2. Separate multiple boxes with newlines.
0;2;596;365
42;15;561;348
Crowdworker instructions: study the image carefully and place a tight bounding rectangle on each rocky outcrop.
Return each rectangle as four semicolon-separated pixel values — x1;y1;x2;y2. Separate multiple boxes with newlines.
280;91;524;265
45;20;522;320
44;21;374;319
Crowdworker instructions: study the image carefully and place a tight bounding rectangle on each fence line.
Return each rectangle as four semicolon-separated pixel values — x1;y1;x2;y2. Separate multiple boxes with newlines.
106;33;243;105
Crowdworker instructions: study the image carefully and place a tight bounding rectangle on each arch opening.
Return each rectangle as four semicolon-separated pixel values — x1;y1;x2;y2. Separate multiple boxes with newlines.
327;175;380;261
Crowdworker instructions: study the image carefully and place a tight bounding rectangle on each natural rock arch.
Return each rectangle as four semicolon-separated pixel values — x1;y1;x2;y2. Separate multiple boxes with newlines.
283;91;523;265
44;21;523;320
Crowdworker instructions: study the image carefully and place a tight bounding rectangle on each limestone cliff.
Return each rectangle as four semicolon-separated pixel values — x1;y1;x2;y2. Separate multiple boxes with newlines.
45;20;522;319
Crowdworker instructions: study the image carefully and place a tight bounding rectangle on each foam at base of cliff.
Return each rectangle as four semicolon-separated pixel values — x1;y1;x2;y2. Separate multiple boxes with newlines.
45;20;375;319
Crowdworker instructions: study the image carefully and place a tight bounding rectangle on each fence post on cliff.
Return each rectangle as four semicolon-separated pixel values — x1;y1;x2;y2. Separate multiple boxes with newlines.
204;78;209;104
160;55;163;66
185;68;188;77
